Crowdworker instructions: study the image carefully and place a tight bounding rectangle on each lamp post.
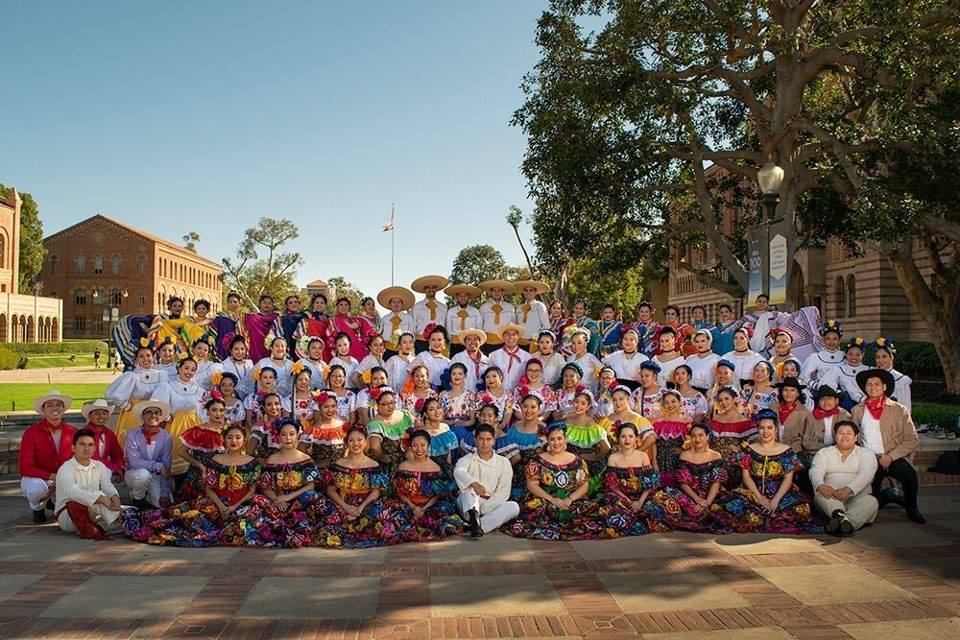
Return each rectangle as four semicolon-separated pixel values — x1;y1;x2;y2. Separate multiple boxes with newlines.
96;289;128;367
756;162;784;300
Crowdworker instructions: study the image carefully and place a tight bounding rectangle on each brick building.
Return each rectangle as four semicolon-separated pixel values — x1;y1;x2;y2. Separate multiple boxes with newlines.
0;188;62;342
39;215;223;339
665;167;937;341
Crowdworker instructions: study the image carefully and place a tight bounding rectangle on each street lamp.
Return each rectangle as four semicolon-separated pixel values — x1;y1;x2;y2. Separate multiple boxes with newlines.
756;161;784;306
99;289;128;367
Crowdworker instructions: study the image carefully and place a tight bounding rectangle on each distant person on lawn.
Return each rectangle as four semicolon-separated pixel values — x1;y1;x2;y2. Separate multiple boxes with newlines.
54;428;122;539
94;348;102;369
19;390;76;523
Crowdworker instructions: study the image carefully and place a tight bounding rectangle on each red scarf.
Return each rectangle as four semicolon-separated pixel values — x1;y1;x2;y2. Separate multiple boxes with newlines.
779;401;799;425
813;406;841;420
504;347;521;373
141;425;161;445
865;396;886;421
467;350;484;379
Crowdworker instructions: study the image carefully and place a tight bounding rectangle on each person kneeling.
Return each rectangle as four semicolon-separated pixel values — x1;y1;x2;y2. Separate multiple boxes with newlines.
55;428;122;540
124;401;174;509
809;420;878;536
454;423;519;538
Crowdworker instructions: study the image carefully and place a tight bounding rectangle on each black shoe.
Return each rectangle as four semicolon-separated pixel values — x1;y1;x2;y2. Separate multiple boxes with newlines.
32;509;46;524
45;498;55;511
839;514;855;534
907;509;926;524
826;509;843;534
467;508;483;539
133;498;151;511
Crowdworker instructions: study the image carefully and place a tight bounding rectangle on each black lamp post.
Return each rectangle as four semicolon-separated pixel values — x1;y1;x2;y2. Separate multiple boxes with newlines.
757;162;784;299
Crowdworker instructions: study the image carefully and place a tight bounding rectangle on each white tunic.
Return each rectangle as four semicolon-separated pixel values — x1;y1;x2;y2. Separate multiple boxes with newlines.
603;350;652;384
567;352;603;393
479;300;515;335
445;306;482;336
685;352;720;391
379;311;415;341
296;357;328;391
105;368;163;410
412;351;453;388
151;378;205;415
488;347;532;391
532;351;567;387
721;350;765;383
800;350;845;388
384;354;415;391
515;300;550;340
412;298;445;335
54;457;121;530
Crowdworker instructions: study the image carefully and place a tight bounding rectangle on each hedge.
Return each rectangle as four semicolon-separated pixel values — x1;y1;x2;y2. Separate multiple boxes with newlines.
0;344;27;370
1;340;107;355
863;340;943;381
913;402;960;429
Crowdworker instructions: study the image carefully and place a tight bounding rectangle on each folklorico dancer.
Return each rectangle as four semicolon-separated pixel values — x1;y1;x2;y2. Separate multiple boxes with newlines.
376;285;416;350
479;279;516;349
444;284;483;345
801;320;845;389
410;275;449;339
514;280;551;345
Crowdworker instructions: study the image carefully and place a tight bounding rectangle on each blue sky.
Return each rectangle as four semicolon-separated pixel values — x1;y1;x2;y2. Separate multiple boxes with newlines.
1;1;547;302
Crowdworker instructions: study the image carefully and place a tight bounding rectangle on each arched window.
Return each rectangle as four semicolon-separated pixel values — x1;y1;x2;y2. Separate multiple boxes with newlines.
74;289;86;305
110;290;123;306
846;274;856;318
75;255;85;275
0;232;6;266
93;255;104;275
834;276;846;318
50;254;58;274
138;292;145;305
92;288;104;305
110;254;122;275
138;255;146;276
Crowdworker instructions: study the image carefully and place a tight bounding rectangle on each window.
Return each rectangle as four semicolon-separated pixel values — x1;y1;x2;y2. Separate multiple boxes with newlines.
846;274;856;318
75;255;85;275
92;316;103;333
0;233;5;266
74;315;87;332
74;289;86;305
138;292;145;305
111;290;123;306
111;255;122;275
92;289;104;305
93;255;103;275
834;276;846;318
50;254;58;274
138;255;146;276
157;292;163;309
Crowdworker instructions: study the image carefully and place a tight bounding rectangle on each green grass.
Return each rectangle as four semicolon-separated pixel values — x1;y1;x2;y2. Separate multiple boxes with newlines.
23;354;100;369
0;383;110;412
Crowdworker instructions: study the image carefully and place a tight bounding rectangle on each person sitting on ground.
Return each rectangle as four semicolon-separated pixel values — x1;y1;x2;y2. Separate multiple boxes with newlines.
19;390;77;523
54;428;122;540
454;423;520;538
81;399;125;483
809;420;879;536
123;401;174;509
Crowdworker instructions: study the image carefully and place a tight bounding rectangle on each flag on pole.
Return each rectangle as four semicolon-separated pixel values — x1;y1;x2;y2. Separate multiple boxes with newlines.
383;207;395;232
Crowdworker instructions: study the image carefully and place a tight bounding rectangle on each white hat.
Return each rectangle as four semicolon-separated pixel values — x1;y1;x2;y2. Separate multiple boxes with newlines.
81;399;114;420
33;389;73;414
138;400;171;421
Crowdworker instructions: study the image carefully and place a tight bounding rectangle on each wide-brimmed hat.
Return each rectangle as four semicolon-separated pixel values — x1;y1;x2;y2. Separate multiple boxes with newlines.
445;283;482;298
514;279;549;295
457;328;487;346
138;400;171;421
497;323;525;339
774;376;807;391
81;399;114;420
855;368;895;397
479;279;516;294
33;389;73;414
377;286;415;310
814;385;846;401
411;275;449;293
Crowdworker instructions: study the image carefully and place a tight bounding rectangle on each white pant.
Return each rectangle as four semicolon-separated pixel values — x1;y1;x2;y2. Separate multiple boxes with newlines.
125;469;166;507
20;477;55;511
814;491;879;530
457;489;520;533
57;502;121;533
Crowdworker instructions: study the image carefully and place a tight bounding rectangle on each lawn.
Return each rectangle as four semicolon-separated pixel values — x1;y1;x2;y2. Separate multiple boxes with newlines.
23;354;99;369
0;383;110;412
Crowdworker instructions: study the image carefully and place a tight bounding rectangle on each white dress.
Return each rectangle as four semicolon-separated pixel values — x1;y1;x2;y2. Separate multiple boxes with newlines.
566;352;603;393
105;368;163;410
800;349;845;388
603;350;652;384
219;358;255;397
252;357;295;397
721;350;765;383
684;352;720;391
653;355;685;387
296;357;328;391
411;351;452;389
329;356;359;390
819;363;868;405
384;354;415;391
533;351;567;387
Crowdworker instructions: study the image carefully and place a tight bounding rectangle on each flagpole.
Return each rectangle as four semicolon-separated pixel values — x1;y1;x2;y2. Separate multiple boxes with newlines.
390;203;395;286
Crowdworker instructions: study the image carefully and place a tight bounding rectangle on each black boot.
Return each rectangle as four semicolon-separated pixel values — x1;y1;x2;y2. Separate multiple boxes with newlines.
45;498;55;511
839;513;855;534
907;508;926;524
826;509;844;534
467;508;483;539
32;509;46;524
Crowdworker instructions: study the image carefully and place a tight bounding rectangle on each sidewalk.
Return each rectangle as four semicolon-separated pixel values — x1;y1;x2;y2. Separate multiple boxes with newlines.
0;367;120;384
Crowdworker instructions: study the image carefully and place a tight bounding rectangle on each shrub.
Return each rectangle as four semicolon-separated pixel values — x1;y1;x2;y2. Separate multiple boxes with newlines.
864;341;944;381
913;402;960;428
2;340;107;355
0;344;26;370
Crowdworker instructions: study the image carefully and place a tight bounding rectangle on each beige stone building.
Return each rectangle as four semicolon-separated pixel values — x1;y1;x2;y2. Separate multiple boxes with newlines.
39;215;223;339
0;189;62;342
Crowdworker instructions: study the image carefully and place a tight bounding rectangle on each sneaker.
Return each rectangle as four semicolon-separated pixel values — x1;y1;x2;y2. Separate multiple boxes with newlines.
839;514;855;534
826;509;844;534
32;509;46;524
467;508;483;539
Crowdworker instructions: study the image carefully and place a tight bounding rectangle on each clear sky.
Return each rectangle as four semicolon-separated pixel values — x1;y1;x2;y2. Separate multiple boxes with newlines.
1;1;547;304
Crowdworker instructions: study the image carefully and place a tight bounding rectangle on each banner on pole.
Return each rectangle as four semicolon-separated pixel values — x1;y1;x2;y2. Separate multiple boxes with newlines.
747;226;764;307
769;232;788;305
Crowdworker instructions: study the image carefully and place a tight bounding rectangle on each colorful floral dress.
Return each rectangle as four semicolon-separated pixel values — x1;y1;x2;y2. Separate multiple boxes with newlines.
332;390;356;421
509;384;558;416
660;457;731;533
597;465;674;537
121;459;263;547
388;469;466;542
459;429;519;459
304;420;346;468
367;411;415;477
630;388;664;421
744;388;778;423
400;389;439;417
716;448;823;534
505;426;544;500
502;456;602;540
679;392;709;421
439;389;476;440
251;419;283;460
316;463;399;548
651;419;690;486
290;393;317;425
248;459;327;547
564;422;610;493
425;426;460;477
178;426;225;501
473;390;513;420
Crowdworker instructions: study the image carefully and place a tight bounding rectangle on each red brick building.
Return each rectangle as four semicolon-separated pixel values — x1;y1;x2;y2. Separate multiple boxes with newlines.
39;215;223;339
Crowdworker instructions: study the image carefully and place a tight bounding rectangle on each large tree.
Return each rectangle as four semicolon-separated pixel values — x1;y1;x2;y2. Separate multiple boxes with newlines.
221;217;303;308
449;244;509;285
326;276;367;311
516;0;960;390
0;183;45;293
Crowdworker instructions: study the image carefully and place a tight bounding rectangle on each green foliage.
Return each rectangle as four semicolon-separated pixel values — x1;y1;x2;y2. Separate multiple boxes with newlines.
221;218;303;309
863;341;944;381
0;183;46;293
912;402;960;428
0;344;25;370
182;232;200;253
326;277;367;312
566;257;645;316
449;245;508;286
2;340;107;355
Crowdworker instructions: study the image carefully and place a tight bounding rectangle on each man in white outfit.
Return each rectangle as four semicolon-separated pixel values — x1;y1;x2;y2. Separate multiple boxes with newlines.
454;424;519;538
55;428;122;539
809;419;879;535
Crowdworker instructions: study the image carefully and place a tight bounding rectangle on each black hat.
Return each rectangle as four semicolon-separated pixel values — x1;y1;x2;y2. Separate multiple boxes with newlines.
855;368;895;397
774;376;807;391
814;385;846;401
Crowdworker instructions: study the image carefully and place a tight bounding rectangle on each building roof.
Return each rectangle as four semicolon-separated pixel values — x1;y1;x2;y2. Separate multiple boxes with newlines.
44;213;222;269
305;279;329;289
0;189;16;208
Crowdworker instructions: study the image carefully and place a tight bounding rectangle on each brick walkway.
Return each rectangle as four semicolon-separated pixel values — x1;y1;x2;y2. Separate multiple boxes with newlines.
0;487;958;639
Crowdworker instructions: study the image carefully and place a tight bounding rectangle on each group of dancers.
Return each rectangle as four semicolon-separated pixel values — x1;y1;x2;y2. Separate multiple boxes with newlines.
18;277;924;546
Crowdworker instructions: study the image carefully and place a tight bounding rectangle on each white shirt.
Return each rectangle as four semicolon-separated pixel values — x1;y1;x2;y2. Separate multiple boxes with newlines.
297;357;328;391
105;367;163;410
819;363;867;405
801;350;845;387
859;411;885;455
453;451;514;514
55;457;119;513
809;445;878;496
479;300;515;335
412;351;452;388
603;350;651;384
748;310;783;353
515;300;550;340
251;357;295;397
685;352;719;390
151;378;205;415
885;368;912;414
384;354;415;391
488;347;532;391
721;350;765;383
329;356;359;390
822;415;836;446
532;351;567;386
412;298;445;335
379;311;415;342
567;352;603;393
445;306;482;336
451;350;489;392
653;355;685;387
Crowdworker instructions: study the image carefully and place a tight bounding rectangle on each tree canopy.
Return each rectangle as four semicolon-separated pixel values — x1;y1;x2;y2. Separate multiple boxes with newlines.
0;183;45;293
221;217;303;308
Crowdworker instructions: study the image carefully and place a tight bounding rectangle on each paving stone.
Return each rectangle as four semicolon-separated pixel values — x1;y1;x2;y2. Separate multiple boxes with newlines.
596;570;750;612
754;565;916;605
848;522;952;549
711;533;829;555
839;617;960;640
429;574;565;617
1;532;97;563
571;535;686;560
239;576;380;619
429;532;537;563
113;544;240;565
0;574;42;601
271;546;388;565
646;626;796;640
41;576;209;618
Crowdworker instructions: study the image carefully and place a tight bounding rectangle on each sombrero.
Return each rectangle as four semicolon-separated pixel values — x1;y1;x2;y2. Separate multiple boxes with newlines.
514;279;549;295
81;399;114;420
479;280;516;294
497;323;525;339
138;399;172;421
457;328;487;346
445;284;482;298
376;286;415;310
33;389;73;414
411;275;449;293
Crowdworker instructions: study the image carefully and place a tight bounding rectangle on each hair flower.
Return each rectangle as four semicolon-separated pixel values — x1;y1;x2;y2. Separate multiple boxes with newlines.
361;369;373;385
423;322;438;341
252;367;262;382
291;362;305;377
210;371;223;387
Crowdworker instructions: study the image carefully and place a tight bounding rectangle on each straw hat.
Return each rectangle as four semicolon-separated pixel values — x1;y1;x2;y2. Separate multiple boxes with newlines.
497;323;525;339
445;283;482;298
33;389;73;414
457;328;487;346
479;279;516;294
376;286;415;310
81;399;114;420
138;400;171;421
514;279;549;295
411;275;449;293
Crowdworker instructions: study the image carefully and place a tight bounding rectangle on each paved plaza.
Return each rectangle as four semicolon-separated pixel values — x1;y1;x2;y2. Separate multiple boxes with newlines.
0;481;957;639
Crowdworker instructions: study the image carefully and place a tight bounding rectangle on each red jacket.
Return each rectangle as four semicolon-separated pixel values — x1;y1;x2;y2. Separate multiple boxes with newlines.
18;419;76;480
87;422;125;474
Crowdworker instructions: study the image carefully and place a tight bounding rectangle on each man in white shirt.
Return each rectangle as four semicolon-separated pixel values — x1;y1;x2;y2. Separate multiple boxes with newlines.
376;286;415;345
55;428;122;539
410;275;449;338
487;323;532;390
479;280;516;341
513;280;551;343
809;419;878;535
444;284;482;347
454;423;519;538
450;328;489;392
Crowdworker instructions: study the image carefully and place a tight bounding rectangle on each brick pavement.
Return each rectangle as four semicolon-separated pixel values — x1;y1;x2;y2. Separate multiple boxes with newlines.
0;487;957;639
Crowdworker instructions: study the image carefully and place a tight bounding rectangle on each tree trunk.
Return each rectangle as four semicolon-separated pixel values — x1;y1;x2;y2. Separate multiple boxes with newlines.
512;225;537;278
553;265;569;305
